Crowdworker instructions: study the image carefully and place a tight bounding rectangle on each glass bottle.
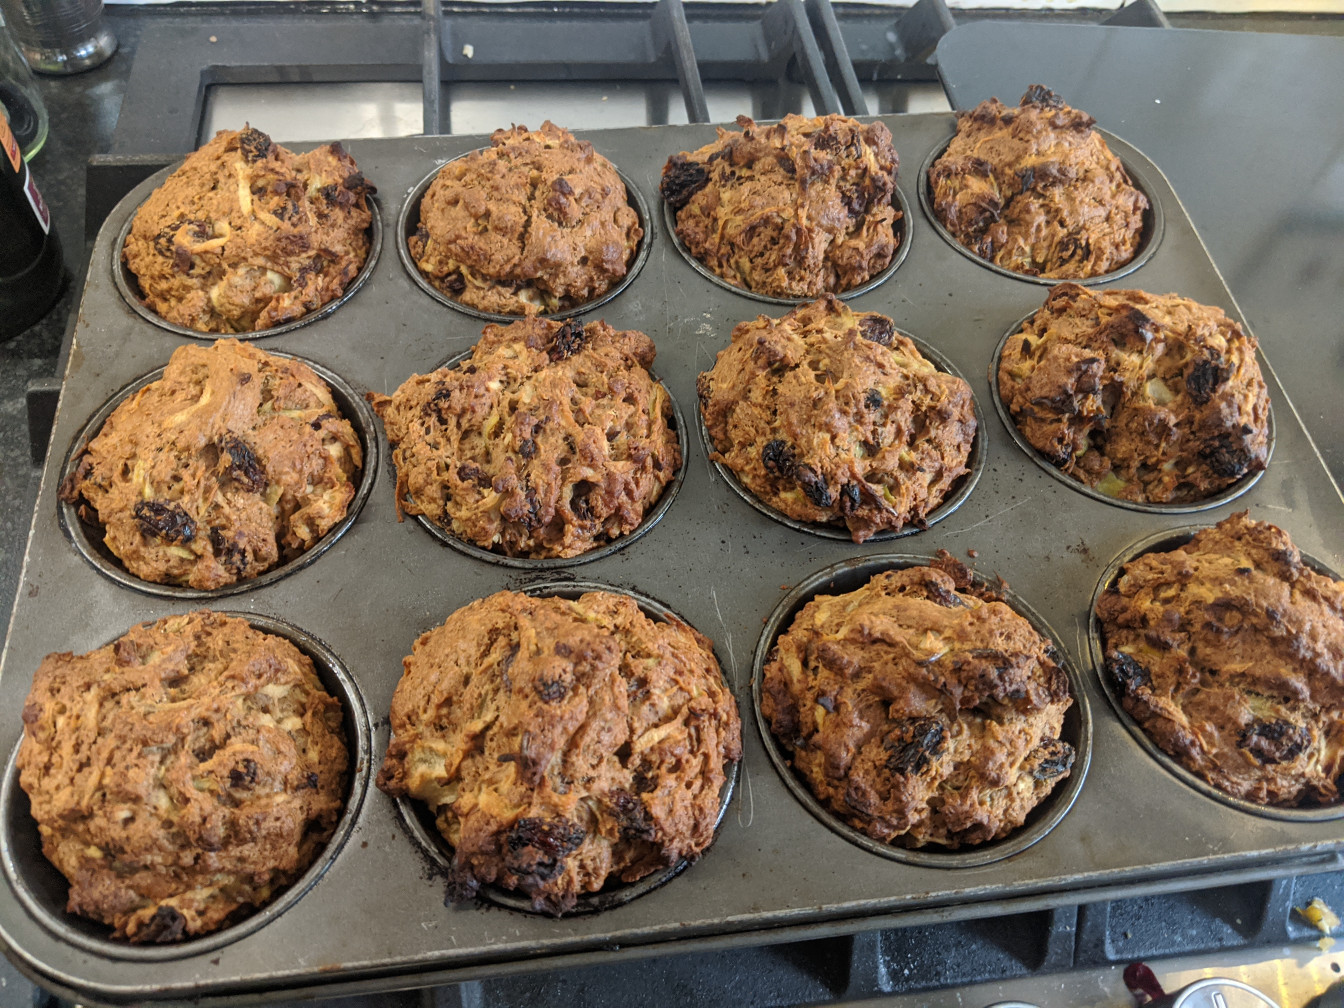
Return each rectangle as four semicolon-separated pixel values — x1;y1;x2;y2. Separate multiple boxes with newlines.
1;104;63;340
0;15;47;157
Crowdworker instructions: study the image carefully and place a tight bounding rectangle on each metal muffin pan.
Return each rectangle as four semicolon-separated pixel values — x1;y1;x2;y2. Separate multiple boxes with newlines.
916;130;1165;286
696;330;986;542
393;579;739;915
1;115;1340;1004
661;180;912;305
400;349;688;569
751;553;1092;869
988;311;1274;514
396;153;652;322
56;350;381;600
1087;524;1344;823
113;178;384;341
0;611;374;963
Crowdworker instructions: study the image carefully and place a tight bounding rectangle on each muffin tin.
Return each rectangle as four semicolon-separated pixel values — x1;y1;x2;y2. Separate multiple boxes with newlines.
0;116;1341;1004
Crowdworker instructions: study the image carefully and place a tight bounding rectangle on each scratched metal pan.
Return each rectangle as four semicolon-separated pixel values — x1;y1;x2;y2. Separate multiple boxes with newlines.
0;116;1340;1005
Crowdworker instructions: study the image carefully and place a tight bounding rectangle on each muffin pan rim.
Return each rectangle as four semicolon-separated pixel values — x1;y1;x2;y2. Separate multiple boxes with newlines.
387;578;740;915
55;349;381;600
112;184;384;341
696;328;987;542
750;552;1093;868
0;609;375;962
395;154;653;322
988;309;1274;514
1087;523;1344;823
915;128;1165;287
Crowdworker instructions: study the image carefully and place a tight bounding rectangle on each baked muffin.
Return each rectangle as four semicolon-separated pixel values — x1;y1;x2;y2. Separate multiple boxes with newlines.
761;557;1075;848
60;339;363;590
407;121;643;315
660;114;901;298
370;316;680;559
698;296;976;541
997;283;1270;503
122;125;374;333
17;610;349;942
928;86;1148;279
376;589;742;913
1096;513;1344;807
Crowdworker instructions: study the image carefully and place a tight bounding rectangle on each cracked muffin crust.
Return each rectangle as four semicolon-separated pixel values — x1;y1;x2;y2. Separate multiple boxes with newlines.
660;114;901;298
997;283;1270;504
376;589;742;914
1096;513;1344;808
122;125;374;333
928;86;1148;279
369;316;680;559
407;121;643;315
17;610;349;942
60;339;363;590
761;557;1075;848
698;296;976;541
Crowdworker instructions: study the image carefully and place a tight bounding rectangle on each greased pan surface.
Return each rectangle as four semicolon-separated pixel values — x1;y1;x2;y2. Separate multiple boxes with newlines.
1;118;1340;1004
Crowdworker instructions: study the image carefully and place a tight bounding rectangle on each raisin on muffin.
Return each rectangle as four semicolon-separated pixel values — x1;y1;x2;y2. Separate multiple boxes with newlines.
660;114;901;298
121;125;374;333
698;296;976;541
376;589;742;913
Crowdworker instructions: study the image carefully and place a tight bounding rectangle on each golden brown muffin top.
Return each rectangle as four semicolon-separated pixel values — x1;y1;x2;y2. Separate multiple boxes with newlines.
122;125;373;333
762;558;1074;848
376;589;742;913
1097;512;1344;807
408;121;643;315
60;339;362;590
698;296;976;541
370;315;680;559
660;114;901;298
998;283;1269;503
928;86;1148;278
17;610;349;942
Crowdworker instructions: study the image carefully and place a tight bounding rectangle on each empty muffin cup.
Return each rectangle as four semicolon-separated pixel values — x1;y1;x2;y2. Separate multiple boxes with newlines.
0;611;373;961
753;554;1091;868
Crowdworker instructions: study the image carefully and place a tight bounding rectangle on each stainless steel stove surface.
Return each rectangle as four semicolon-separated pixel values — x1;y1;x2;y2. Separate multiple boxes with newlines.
4;4;1344;1007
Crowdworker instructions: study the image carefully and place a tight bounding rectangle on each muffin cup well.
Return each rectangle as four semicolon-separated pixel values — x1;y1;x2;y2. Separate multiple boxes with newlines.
390;579;739;915
699;331;985;541
752;555;1091;868
113;193;383;340
1089;526;1344;823
662;181;911;305
990;312;1273;513
398;349;687;569
0;611;373;961
397;156;651;322
917;131;1164;286
57;352;380;600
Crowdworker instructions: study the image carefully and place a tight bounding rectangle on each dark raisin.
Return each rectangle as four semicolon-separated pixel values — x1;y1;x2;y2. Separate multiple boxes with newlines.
632;765;657;794
139;905;187;943
923;578;967;609
839;482;862;515
1020;85;1064;108
548;320;587;361
237;127;273;163
342;171;370;193
863;388;884;410
1018;166;1036;193
610;790;656;841
134;500;196;544
317;183;340;204
1199;433;1256;479
795;464;833;507
518;438;537;459
504;817;586;880
659;154;709;211
301;772;320;789
444;271;466;294
570;480;596;522
761;439;798;480
171;245;192;274
219;435;267;493
1238;719;1310;765
1186;358;1228;407
883;718;946;775
552;176;574;197
858;315;895;346
1030;738;1075;780
1106;651;1151;694
457;463;490;486
208;527;249;575
228;759;259;788
537;679;568;703
817;695;836;713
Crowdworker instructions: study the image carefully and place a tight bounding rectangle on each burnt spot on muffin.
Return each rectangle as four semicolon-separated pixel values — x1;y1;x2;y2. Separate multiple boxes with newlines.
134;500;196;544
504;816;587;881
660;154;709;211
858;315;895;347
1106;650;1151;695
139;905;188;944
610;791;656;842
882;717;946;775
219;435;268;493
548;320;588;361
1030;738;1075;780
237;127;274;164
1199;432;1257;480
1238;719;1310;765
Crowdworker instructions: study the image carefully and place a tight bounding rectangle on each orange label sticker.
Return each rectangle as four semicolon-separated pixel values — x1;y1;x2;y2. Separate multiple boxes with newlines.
0;109;21;173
